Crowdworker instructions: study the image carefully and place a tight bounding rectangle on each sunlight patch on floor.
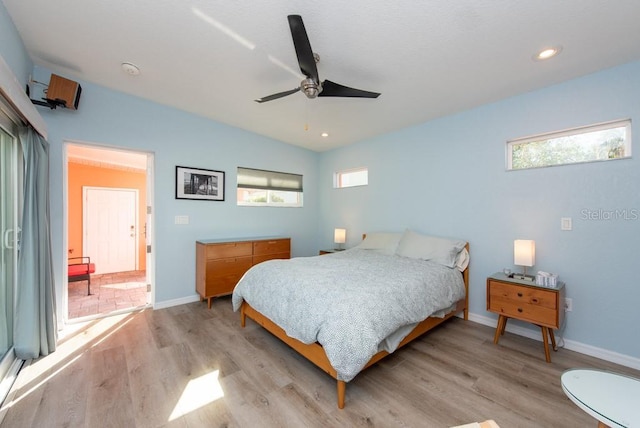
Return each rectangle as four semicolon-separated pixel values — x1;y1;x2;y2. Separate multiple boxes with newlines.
169;370;224;421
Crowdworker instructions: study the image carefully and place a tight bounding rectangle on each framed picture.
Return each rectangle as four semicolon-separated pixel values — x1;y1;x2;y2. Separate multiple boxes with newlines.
175;166;225;201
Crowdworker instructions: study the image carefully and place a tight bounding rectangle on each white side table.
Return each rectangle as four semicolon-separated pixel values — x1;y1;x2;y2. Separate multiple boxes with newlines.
561;368;640;427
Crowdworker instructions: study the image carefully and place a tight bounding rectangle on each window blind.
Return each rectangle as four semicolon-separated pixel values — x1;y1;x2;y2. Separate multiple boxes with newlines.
237;167;303;192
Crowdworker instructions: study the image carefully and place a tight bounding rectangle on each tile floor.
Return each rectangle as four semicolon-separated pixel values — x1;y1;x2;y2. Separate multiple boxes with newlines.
68;270;148;320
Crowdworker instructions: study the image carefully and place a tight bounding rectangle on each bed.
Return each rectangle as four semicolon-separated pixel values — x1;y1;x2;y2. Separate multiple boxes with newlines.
232;230;470;408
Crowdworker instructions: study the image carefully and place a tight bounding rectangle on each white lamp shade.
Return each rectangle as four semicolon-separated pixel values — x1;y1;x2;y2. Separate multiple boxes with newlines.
514;240;535;267
334;228;346;244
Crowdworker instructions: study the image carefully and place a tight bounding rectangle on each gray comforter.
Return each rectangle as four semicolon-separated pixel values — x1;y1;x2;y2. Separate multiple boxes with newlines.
231;248;465;382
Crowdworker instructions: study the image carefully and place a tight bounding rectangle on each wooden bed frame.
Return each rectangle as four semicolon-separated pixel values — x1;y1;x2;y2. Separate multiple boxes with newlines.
239;243;470;409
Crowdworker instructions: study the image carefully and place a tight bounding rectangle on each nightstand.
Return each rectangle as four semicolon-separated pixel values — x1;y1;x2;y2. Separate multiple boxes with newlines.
319;249;345;255
486;272;565;362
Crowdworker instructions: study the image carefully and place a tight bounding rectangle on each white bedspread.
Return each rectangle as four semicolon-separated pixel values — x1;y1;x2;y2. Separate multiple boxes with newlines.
232;248;465;382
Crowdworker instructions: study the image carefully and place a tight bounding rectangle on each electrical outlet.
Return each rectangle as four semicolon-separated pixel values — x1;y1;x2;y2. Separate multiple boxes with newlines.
564;298;573;312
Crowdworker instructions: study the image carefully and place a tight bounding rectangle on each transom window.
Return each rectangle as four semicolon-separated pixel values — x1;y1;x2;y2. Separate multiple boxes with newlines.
507;119;631;170
334;167;368;188
237;167;303;207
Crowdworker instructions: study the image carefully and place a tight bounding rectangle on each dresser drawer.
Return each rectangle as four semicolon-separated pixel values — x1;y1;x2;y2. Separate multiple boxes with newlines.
489;281;557;310
488;295;559;327
206;256;253;278
253;252;290;265
253;238;290;256
207;242;253;259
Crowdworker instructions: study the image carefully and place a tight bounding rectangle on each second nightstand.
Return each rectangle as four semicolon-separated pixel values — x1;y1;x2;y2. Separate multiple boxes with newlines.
486;272;565;362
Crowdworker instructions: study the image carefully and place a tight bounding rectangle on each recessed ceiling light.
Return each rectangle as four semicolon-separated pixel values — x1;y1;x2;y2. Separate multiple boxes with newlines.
321;132;329;138
533;46;562;61
121;62;141;76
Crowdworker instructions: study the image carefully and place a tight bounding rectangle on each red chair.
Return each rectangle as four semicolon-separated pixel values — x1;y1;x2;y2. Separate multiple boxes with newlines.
68;256;96;295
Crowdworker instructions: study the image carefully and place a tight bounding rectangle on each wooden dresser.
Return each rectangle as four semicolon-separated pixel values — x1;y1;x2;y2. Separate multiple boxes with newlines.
196;237;290;308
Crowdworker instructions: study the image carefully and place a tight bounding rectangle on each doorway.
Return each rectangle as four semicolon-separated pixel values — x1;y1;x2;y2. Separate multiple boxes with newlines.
66;143;153;321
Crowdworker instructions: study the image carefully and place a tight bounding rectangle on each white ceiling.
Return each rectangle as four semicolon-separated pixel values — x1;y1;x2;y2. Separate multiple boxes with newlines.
4;1;640;152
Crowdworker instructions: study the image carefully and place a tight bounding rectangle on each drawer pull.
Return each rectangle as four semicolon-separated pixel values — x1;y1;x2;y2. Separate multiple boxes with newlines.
268;241;277;244
517;308;523;313
517;292;523;297
532;298;539;304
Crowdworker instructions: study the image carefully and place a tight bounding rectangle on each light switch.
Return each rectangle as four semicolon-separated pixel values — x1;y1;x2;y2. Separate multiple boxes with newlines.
175;215;189;225
561;217;572;231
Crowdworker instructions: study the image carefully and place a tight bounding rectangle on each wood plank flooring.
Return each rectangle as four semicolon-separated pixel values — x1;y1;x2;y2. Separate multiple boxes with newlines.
1;297;638;427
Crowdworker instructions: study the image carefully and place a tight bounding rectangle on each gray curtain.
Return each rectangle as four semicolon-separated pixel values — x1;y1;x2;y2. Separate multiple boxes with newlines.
14;126;57;359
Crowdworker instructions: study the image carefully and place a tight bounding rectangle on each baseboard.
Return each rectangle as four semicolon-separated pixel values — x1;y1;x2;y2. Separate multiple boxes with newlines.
153;294;201;310
467;312;640;371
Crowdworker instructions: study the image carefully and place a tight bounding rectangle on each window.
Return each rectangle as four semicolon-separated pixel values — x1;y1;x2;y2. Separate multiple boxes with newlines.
237;167;303;207
334;167;368;188
507;119;631;170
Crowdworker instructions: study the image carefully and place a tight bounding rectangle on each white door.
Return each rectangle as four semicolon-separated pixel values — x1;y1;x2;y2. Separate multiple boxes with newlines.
83;187;138;274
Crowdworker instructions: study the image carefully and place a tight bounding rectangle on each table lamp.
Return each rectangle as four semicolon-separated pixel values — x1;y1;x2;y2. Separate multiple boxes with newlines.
334;228;346;250
513;239;535;281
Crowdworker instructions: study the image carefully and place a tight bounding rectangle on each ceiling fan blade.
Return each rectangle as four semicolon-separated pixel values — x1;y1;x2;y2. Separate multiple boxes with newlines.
255;87;301;103
287;15;320;83
319;80;381;98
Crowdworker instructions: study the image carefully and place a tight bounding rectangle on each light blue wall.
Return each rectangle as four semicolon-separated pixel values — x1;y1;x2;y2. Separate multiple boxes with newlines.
0;1;32;85
3;6;639;361
319;60;640;360
31;66;319;308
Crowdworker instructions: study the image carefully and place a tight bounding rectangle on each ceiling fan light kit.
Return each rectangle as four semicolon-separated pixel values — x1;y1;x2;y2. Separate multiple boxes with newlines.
255;15;380;103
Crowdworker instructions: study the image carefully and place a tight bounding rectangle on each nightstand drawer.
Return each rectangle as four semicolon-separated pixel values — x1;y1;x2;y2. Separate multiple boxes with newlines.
489;281;557;310
488;295;558;327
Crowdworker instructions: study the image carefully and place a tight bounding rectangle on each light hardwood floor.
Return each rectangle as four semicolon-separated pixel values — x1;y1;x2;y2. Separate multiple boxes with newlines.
2;297;638;427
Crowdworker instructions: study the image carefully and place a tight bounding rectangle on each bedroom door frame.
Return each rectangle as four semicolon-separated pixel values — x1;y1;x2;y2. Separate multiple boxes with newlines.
63;141;155;323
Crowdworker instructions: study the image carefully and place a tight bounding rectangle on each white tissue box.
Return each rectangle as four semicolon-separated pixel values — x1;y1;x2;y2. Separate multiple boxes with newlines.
536;272;558;287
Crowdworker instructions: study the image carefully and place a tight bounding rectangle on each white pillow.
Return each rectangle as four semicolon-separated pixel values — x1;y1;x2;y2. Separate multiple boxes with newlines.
455;247;470;272
396;229;467;268
356;232;403;255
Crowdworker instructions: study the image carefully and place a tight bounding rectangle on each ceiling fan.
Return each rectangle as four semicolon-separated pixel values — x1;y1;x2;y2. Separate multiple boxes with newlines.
255;15;381;103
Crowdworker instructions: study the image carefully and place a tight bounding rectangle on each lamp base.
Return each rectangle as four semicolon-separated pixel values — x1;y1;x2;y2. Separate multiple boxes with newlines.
510;273;535;282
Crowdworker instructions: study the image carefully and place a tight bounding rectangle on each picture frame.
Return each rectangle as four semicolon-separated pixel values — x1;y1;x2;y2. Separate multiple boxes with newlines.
175;166;225;201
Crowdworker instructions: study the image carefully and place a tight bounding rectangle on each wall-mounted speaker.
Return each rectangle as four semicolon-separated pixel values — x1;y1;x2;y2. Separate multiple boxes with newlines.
46;74;82;110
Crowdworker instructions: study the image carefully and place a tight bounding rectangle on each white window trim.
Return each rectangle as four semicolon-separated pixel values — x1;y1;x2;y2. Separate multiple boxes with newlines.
507;119;632;171
334;167;369;188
